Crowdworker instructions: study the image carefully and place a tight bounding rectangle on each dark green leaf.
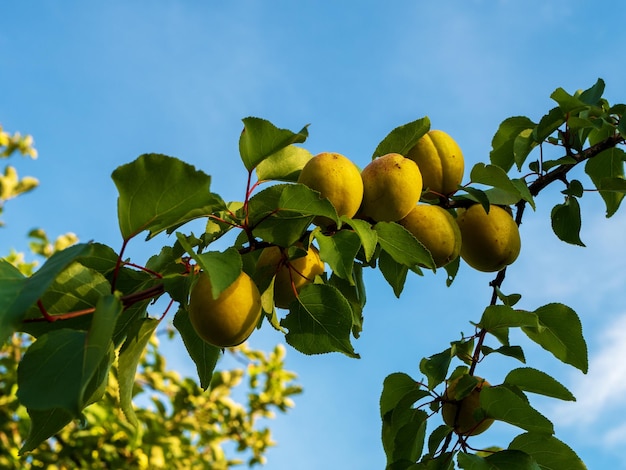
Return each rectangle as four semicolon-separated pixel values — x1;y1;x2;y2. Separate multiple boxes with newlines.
239;117;309;171
550;197;585;246
480;386;554;434
112;154;217;240
118;317;160;425
478;305;539;331
427;424;453;456
375;222;435;270
342;216;378;262
561;179;583;197
380;372;422;418
372;117;431;159
504;368;575;401
378;250;409;298
20;408;74;454
281;283;358;358
533;107;566;143
578;78;605;105
522;303;588;373
550;87;587;114
481;345;526;363
315;230;361;285
443;255;460;287
585;147;626;217
509;433;586;470
419;348;452;390
458;450;540;470
256;145;313;182
174;308;220;390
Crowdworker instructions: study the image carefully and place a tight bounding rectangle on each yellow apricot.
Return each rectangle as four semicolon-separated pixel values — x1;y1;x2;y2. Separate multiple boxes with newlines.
407;130;464;196
442;376;494;436
256;245;325;309
297;152;364;221
456;204;521;272
188;271;262;348
359;153;423;222
399;205;461;268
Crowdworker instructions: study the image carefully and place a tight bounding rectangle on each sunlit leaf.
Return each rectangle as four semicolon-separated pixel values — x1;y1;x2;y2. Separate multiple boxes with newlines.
281;283;358;358
112;154;218;240
256;145;313;182
239;117;309;171
315;230;361;285
585;147;626;217
490;116;536;172
522;303;588;373
372;117;430;159
375;222;435;270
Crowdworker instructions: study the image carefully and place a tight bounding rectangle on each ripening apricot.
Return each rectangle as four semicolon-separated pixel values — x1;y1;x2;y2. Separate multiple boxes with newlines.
297;152;364;221
359;153;423;222
407;130;464;196
399;204;461;268
442;375;494;436
188;271;262;348
256;244;325;309
456;204;521;272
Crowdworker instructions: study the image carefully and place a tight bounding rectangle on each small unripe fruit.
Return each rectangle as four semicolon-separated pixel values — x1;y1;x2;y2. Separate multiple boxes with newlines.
359;153;423;222
256;245;325;309
456;204;521;272
442;375;494;436
188;271;262;348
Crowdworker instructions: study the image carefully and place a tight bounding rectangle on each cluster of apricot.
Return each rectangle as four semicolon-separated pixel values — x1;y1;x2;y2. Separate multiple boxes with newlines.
188;130;521;351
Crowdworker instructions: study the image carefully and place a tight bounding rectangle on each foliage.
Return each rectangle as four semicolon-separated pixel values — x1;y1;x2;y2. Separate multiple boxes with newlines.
0;333;301;469
0;134;302;468
1;79;625;469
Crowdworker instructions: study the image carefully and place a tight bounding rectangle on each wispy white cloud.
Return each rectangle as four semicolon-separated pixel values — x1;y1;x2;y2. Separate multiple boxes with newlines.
551;312;626;446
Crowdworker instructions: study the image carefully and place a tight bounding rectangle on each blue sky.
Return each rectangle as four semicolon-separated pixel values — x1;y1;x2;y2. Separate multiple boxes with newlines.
2;1;626;469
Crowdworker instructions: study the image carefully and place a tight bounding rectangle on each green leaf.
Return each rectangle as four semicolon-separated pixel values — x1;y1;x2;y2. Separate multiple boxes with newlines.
504;368;575;401
419;348;452;390
174;308;220;390
513;129;537;171
378;249;409;298
328;267;365;338
0;243;93;344
112;154;218;240
458;450;540;470
246;183;334;246
372;116;431;159
585;147;626;217
550;197;585;246
469;163;526;204
375;222;436;270
578;78;605;105
533;107;566;143
480;386;554;434
522;303;588;373
550;87;588;114
427;424;453;456
315;230;361;285
17;329;94;415
20;408;74;454
380;372;423;418
509;433;586;470
490;116;536;172
280;283;359;358
239;117;309;171
117;317;159;426
83;295;122;394
477;305;539;331
177;234;242;300
343;216;378;262
256;145;313;182
443;255;460;287
481;345;526;363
